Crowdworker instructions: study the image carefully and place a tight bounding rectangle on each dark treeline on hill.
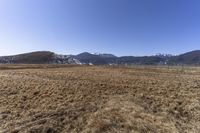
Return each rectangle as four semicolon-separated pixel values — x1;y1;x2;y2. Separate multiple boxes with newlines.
0;51;55;64
1;50;200;65
0;51;81;64
74;50;200;65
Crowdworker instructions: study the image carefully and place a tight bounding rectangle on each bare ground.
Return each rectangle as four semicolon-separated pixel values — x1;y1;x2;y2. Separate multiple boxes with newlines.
0;65;200;133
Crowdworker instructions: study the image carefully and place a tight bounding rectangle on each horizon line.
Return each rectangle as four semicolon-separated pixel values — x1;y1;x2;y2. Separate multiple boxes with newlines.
1;49;199;57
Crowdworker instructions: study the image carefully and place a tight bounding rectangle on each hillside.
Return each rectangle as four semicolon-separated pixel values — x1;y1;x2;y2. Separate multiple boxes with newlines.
74;50;200;65
1;50;200;65
0;51;79;64
74;52;116;65
73;53;169;65
169;50;200;65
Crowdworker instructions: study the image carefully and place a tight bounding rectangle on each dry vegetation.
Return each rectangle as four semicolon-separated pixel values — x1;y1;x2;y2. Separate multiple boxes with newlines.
0;65;200;133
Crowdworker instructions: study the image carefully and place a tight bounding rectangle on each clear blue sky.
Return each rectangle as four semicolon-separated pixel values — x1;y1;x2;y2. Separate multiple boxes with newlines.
0;0;200;56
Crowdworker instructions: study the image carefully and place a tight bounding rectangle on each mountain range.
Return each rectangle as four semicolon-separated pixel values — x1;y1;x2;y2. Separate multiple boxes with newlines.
1;50;200;65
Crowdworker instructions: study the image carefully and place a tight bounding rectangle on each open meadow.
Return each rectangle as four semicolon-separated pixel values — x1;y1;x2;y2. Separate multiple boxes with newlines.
0;65;200;133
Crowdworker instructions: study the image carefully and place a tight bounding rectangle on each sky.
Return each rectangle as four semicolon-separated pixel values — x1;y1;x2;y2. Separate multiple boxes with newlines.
0;0;200;56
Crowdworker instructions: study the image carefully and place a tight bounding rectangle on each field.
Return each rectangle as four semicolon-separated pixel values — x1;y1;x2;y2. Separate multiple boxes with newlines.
0;65;200;133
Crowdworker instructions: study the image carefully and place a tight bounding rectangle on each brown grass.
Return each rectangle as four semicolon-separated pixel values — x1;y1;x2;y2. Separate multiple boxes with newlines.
0;65;200;133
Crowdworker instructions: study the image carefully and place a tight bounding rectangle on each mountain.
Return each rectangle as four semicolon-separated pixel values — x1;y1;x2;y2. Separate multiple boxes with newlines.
0;51;80;64
0;51;54;64
94;53;117;58
74;52;169;65
74;51;200;65
74;52;117;65
117;56;165;65
1;50;200;65
168;50;200;65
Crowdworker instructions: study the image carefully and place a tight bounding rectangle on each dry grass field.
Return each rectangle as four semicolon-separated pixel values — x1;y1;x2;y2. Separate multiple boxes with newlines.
0;65;200;133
